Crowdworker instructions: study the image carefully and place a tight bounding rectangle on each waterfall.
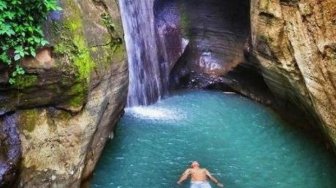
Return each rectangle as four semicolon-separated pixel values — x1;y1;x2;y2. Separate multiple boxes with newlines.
119;0;187;107
119;0;164;107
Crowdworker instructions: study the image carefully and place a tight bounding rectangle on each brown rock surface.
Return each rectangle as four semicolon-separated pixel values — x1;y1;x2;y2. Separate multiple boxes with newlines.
250;0;336;144
0;0;128;187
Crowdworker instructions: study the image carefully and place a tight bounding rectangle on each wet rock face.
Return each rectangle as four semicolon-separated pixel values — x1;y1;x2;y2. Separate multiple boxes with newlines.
0;115;21;187
158;0;272;104
158;0;254;93
0;0;128;187
158;0;328;131
154;0;189;99
0;47;84;115
182;0;250;75
250;0;336;146
168;0;250;79
154;0;186;72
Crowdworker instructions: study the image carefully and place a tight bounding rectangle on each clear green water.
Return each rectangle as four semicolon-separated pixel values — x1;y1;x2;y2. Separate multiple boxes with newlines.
91;90;336;188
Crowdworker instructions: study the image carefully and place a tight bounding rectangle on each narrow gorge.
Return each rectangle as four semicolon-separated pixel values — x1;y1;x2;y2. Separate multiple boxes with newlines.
92;0;336;187
121;0;336;148
0;0;335;187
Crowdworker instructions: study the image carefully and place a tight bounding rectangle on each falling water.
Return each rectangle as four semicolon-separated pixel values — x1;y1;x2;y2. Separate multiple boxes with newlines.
119;0;186;107
119;0;163;107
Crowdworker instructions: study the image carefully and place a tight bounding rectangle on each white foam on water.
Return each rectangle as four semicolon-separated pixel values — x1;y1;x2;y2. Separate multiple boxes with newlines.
126;106;185;120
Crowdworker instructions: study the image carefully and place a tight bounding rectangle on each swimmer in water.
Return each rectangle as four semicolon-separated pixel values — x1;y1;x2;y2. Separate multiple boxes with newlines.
177;161;224;188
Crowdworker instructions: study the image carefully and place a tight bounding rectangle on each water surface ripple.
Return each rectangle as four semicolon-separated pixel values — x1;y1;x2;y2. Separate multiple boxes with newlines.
91;90;336;188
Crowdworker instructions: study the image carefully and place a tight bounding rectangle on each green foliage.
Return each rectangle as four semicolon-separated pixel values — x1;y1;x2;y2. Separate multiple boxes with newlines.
101;13;116;33
100;12;123;53
0;0;61;84
8;65;25;84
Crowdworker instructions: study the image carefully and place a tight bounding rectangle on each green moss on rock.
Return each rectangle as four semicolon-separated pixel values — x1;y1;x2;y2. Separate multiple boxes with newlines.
93;11;124;66
179;3;190;37
53;0;95;81
20;109;40;132
66;82;87;108
13;75;38;89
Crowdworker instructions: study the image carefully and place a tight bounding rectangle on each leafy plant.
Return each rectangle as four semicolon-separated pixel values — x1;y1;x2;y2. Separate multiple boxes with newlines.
0;0;61;84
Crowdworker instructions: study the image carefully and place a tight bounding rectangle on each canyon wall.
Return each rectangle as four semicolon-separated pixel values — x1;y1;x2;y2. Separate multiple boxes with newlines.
0;0;128;187
1;0;335;186
161;0;275;106
158;0;335;146
250;0;336;145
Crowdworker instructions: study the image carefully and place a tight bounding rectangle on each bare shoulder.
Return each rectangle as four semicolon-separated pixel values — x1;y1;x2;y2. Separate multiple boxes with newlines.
203;168;211;174
185;168;192;173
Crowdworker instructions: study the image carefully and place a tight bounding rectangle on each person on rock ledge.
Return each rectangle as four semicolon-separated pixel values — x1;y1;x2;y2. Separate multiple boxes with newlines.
177;161;224;188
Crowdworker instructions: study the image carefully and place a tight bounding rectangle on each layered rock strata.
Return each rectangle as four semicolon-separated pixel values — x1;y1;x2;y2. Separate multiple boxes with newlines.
251;0;336;145
0;0;128;187
158;0;335;144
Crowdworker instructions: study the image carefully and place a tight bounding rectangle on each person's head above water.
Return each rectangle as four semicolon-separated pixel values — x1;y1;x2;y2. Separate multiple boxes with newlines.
191;161;200;168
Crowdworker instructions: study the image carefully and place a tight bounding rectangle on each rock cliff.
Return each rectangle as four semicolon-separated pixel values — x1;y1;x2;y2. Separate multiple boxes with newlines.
0;0;128;187
250;0;336;145
159;0;336;147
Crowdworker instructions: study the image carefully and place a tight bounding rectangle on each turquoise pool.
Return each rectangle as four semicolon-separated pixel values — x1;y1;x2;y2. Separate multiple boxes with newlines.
91;90;336;188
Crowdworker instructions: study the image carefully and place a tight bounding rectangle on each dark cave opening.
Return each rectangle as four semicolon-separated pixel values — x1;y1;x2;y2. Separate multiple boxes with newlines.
153;0;316;132
154;0;253;88
154;0;262;95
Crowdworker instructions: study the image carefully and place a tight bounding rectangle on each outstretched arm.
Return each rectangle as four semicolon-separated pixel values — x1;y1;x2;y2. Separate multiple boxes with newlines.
205;169;224;187
177;169;191;185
